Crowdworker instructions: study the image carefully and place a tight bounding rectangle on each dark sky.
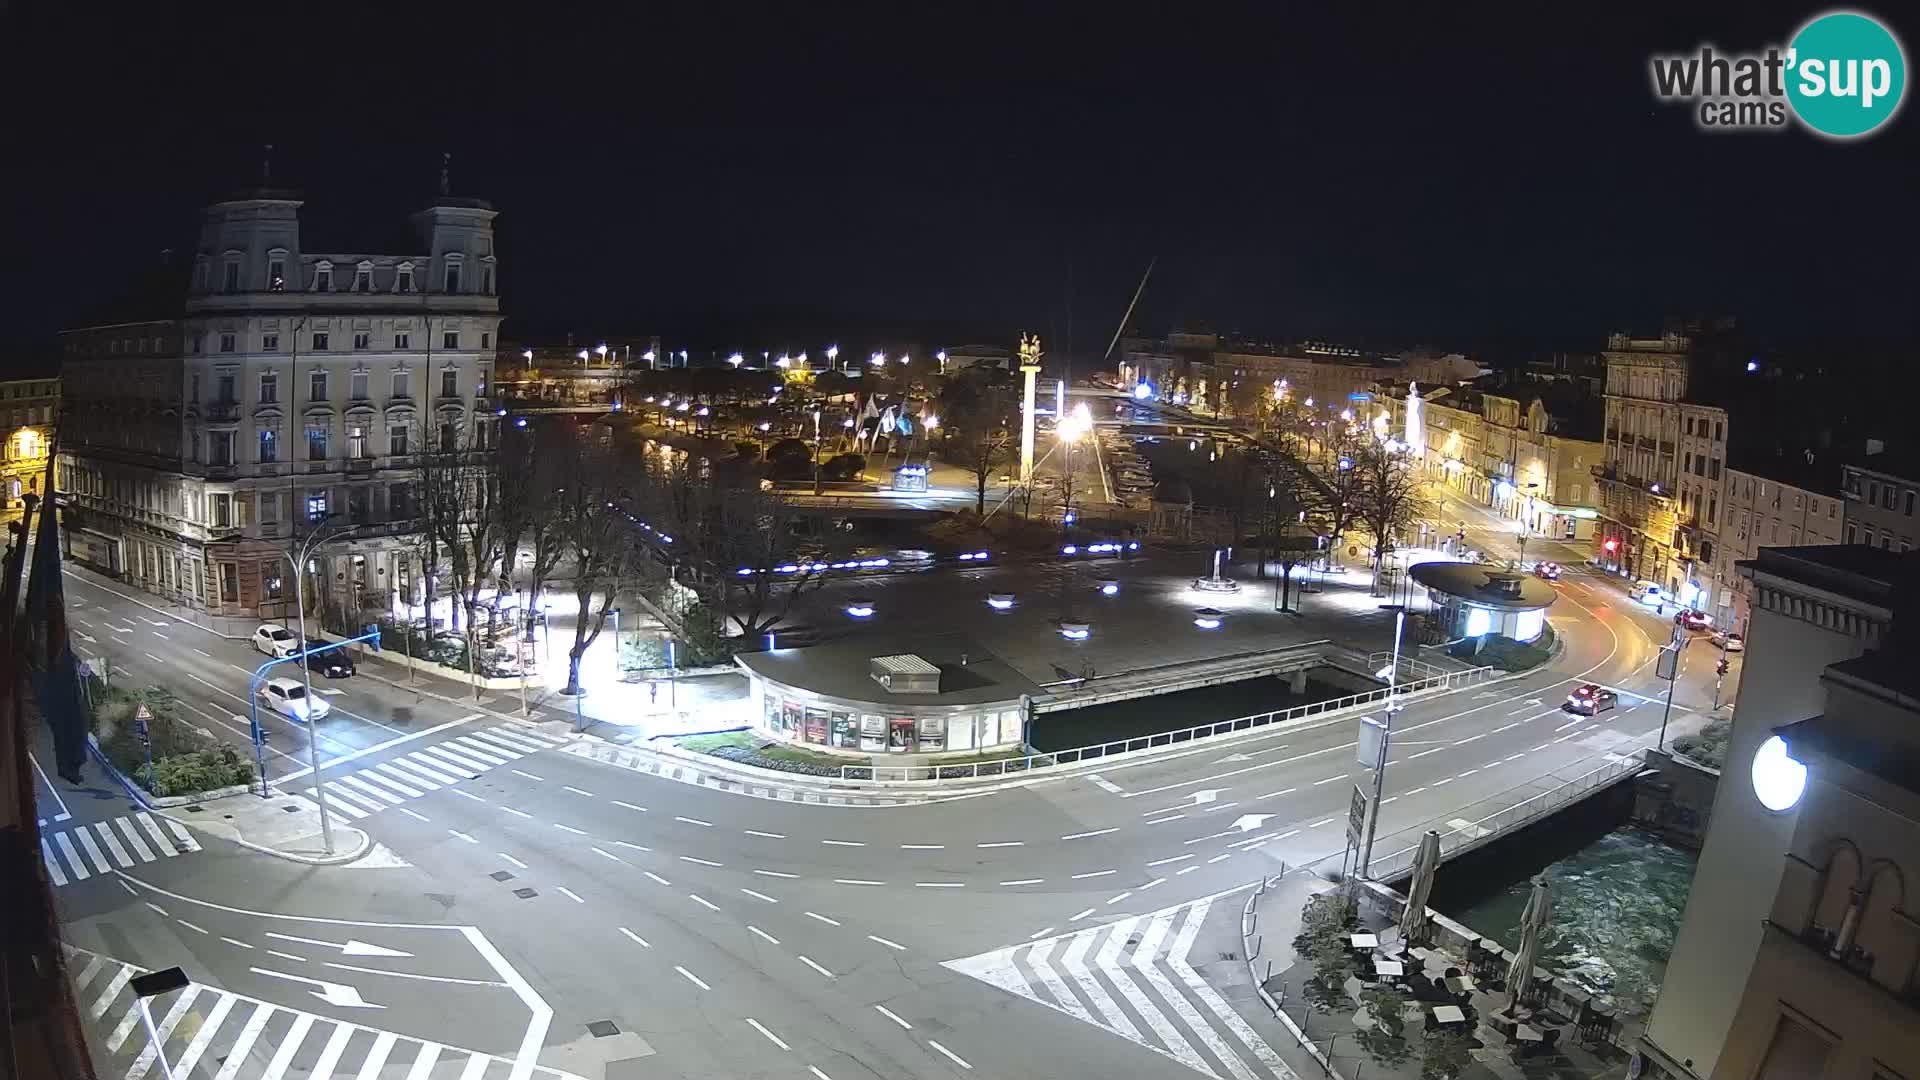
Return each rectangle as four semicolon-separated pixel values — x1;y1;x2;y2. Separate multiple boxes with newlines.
6;1;1916;374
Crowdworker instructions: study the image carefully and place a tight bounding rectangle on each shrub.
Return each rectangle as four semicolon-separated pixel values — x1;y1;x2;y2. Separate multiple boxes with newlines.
88;686;254;796
1672;718;1733;771
821;453;866;482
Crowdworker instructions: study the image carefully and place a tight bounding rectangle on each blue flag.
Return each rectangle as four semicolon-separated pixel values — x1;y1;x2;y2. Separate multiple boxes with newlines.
23;456;88;783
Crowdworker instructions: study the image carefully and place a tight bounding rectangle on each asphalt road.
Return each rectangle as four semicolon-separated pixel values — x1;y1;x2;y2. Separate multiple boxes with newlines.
43;529;1735;1080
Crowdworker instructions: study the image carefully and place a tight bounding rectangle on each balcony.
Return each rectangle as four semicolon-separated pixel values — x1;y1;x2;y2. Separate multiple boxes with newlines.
204;463;238;480
346;458;376;476
203;402;241;422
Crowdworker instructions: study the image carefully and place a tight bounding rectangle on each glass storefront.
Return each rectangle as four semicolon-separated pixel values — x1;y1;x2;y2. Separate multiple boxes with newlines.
755;683;1026;756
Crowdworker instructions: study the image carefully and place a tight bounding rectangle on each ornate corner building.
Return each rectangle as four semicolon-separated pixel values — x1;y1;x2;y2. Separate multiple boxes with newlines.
0;377;59;523
56;180;500;624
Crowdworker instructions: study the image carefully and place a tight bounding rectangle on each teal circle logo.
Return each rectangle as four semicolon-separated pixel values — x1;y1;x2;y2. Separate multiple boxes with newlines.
1786;10;1907;138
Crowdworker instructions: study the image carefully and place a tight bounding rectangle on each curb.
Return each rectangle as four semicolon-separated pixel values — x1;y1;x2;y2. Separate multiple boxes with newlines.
1242;874;1339;1080
85;737;373;866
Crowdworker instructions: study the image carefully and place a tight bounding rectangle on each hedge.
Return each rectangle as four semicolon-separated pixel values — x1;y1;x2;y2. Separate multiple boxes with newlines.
88;683;255;796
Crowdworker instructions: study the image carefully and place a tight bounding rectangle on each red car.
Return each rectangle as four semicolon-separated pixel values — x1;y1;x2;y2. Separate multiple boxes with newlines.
1674;609;1712;631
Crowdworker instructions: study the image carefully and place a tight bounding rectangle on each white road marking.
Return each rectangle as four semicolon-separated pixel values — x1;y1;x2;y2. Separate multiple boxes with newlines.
680;855;723;867
810;1068;834;1080
1405;786;1427;796
1312;774;1344;785
820;838;864;846
1258;788;1296;799
591;847;625;864
798;955;835;978
1492;723;1519;733
928;1040;972;1069
1309;818;1334;827
976;841;1023;848
1140;877;1167;890
447;829;477;844
1071;869;1117;879
805;911;842;926
749;925;780;944
1177;866;1200;875
1061;828;1118;840
1207;854;1231;863
501;807;533;819
498;853;528;869
557;887;585;904
1532;742;1552;751
144;902;169;918
675;965;710;990
1069;908;1097;921
834;878;884;886
1454;733;1485;744
614;840;651;852
448;789;486;802
753;869;798;878
1106;891;1134;905
1146;853;1193;867
901;843;944;850
553;823;587;835
178;919;208;934
619;927;651;948
562;786;594;796
1409;748;1445;759
688;893;721;912
743;829;783;838
1028;927;1056;939
266;949;308;963
612;800;647;812
1145;815;1187;826
868;934;906;951
675;816;713;827
1000;878;1044;886
144;653;165;664
875;1004;913;1028
741;888;780;903
397;807;430;823
510;769;544;781
746;1018;790;1051
220;937;253;949
644;871;671;886
915;881;964;888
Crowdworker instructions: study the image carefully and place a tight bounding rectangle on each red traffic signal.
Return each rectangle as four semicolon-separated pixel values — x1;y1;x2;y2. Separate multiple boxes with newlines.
1603;538;1620;553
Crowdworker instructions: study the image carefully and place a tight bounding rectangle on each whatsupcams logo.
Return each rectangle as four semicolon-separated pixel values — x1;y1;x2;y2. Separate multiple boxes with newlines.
1650;10;1907;138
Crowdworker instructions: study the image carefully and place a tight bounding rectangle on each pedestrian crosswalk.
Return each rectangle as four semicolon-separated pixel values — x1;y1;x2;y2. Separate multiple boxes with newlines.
68;945;586;1080
946;897;1297;1080
305;726;566;820
41;812;202;887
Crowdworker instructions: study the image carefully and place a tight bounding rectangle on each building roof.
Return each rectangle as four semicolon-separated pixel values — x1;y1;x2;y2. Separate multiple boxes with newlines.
1727;444;1840;495
1737;546;1917;610
735;633;1043;707
1408;562;1557;610
869;654;941;676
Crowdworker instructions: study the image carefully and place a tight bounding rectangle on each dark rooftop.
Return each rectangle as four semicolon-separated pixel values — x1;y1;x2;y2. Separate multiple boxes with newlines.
1739;546;1918;610
1408;561;1557;610
735;633;1043;707
1727;443;1841;496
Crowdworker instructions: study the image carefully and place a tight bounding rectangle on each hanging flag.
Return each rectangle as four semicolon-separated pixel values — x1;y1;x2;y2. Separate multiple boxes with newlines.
23;454;88;783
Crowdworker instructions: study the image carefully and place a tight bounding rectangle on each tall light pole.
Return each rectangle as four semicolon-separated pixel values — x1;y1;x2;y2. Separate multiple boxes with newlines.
812;409;823;495
1357;603;1407;880
282;516;354;855
1018;333;1043;489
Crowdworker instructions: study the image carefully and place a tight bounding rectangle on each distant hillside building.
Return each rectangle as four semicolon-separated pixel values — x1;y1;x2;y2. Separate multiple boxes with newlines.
58;177;501;624
0;376;59;523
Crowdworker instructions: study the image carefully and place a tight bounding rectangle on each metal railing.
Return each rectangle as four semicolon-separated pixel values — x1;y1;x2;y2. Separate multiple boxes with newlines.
1359;751;1647;882
1365;650;1457;684
838;663;1497;782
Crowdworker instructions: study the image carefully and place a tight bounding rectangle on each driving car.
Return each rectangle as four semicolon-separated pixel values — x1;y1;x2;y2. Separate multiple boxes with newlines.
251;623;301;658
1711;630;1746;652
1563;683;1619;716
1674;609;1712;631
1629;581;1665;605
257;676;330;722
1533;561;1561;581
299;646;357;679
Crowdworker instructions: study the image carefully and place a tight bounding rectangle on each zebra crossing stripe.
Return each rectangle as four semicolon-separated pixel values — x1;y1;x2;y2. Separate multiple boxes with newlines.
447;737;513;765
1099;916;1207;1074
74;825;113;875
307;1019;359;1080
349;769;419;800
324;785;385;814
170;992;237;1077
92;822;133;867
1060;929;1142;1042
260;1012;317;1080
72;954;107;992
354;1030;399;1080
162;817;201;852
42;838;68;886
125;985;202;1080
114;817;157;862
133;812;172;853
403;1042;442;1079
422;744;491;774
467;730;538;754
89;966;133;1020
56;833;90;880
209;1003;276;1080
395;754;462;785
376;761;440;790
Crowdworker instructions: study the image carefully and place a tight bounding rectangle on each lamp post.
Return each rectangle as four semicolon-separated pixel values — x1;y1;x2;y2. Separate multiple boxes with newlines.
1357;603;1407;880
131;967;190;1080
812;409;823;495
279;516;355;856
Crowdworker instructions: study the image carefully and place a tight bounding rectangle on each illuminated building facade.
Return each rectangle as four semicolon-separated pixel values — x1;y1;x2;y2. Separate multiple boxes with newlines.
0;377;59;523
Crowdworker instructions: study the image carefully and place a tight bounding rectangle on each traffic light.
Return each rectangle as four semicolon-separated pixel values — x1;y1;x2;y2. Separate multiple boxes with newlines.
1716;658;1730;677
1603;538;1619;553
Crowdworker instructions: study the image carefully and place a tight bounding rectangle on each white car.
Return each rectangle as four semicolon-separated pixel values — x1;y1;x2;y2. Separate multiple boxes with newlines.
252;624;301;658
1711;630;1746;653
257;677;330;722
1629;581;1665;605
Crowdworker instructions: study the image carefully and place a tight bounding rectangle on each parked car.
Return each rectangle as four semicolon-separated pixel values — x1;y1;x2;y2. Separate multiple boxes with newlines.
1533;561;1561;581
299;647;357;679
1629;581;1665;605
1674;609;1712;631
1711;630;1746;652
257;677;330;722
1563;683;1619;716
251;623;301;658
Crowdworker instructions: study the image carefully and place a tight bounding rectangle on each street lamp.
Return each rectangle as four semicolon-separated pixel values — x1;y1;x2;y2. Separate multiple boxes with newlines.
130;967;190;1080
521;348;533;369
729;353;745;367
643;349;657;369
1357;603;1408;880
278;515;357;856
596;343;609;365
826;344;839;371
812;409;823;495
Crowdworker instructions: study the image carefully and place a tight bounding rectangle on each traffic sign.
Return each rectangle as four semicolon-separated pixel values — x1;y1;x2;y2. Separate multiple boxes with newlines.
1347;785;1370;848
133;704;152;739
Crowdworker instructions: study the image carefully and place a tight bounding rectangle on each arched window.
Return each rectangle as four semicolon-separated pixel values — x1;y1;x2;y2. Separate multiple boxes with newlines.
442;253;464;294
1810;841;1862;946
313;260;334;293
353;261;374;293
395;261;415;294
1856;862;1911;989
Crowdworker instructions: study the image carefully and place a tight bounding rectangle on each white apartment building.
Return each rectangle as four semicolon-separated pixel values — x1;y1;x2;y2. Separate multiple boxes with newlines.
1711;455;1845;630
59;181;500;625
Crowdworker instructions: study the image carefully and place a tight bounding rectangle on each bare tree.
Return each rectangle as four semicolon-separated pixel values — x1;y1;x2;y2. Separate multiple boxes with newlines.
937;371;1017;515
556;432;648;696
415;417;510;691
1354;440;1430;595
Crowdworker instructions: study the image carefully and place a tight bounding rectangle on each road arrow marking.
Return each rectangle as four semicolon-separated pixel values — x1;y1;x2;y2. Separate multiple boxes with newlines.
1524;698;1543;706
263;933;413;958
77;633;97;644
1187;789;1225;806
249;967;385;1009
1212;753;1252;763
1227;814;1273;833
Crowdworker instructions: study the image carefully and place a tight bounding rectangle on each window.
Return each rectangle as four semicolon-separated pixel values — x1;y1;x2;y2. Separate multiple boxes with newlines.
1883;534;1892;550
195;261;210;291
263;570;283;600
310;371;327;401
219;333;236;353
348;487;370;523
389;482;413;519
1907;490;1916;515
221;563;239;603
259;372;277;403
441;368;458;398
1868;480;1880;504
389;425;409;456
314;264;332;292
443;330;459;350
1848;523;1859;544
312;331;329;351
208;432;234;467
259;491;279;523
262;333;279;351
259;429;278;463
395;332;411;350
350;371;368;401
268;259;286;292
222;263;240;293
481;265;494;294
216;374;236;403
1709;458;1721;480
393;370;410;399
348;425;368;459
306;491;329;522
209;492;232;528
440;422;457;452
353;265;373;292
306;425;328;461
353;331;370;350
190;332;204;354
445;264;461;293
396;264;414;293
1707;495;1716;526
1886;485;1899;510
1715;421;1723;441
480;331;491;349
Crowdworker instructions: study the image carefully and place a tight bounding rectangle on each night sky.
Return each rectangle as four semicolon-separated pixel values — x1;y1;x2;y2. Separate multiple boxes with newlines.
6;2;1916;374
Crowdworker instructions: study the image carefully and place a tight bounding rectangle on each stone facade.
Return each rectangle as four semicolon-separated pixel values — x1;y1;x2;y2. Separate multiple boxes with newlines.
58;185;501;625
1842;459;1919;553
1711;462;1846;629
0;376;59;524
